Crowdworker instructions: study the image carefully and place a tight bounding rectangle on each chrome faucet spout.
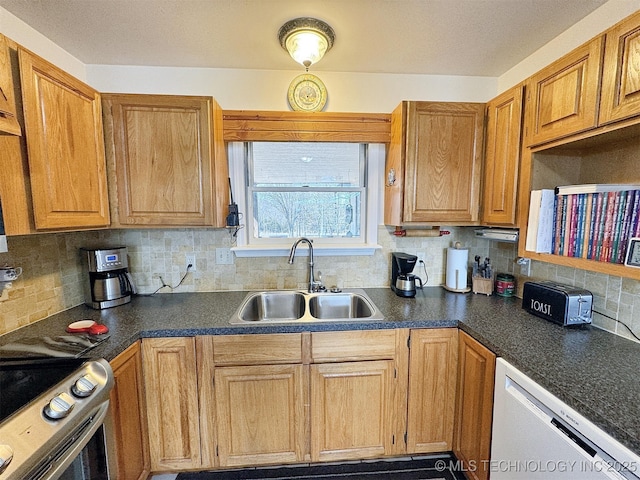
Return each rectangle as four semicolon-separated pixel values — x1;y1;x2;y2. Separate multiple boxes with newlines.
288;237;320;292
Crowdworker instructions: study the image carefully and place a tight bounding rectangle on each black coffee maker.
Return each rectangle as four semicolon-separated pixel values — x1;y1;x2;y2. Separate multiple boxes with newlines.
391;252;423;297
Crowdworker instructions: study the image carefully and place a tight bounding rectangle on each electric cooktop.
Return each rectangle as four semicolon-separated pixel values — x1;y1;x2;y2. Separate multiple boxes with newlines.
0;334;109;359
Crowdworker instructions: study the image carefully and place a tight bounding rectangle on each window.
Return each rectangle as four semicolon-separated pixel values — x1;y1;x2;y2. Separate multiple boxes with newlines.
229;142;383;257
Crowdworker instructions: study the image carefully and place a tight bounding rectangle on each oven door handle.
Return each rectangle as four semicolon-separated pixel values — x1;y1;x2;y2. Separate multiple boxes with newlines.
31;401;110;480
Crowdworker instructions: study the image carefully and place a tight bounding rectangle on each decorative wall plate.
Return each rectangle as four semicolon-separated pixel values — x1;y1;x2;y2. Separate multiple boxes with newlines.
287;73;328;112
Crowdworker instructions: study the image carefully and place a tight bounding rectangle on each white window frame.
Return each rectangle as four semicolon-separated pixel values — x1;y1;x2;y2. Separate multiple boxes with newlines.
229;142;383;257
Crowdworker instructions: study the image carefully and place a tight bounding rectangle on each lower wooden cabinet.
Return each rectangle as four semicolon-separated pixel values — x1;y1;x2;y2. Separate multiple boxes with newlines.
214;364;307;467
454;330;496;480
406;328;458;453
142;337;201;471
109;341;150;480
140;329;495;475
311;360;395;462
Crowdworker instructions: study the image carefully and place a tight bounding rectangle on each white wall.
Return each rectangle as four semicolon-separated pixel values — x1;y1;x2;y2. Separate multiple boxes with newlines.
0;7;86;80
498;0;640;93
87;65;497;112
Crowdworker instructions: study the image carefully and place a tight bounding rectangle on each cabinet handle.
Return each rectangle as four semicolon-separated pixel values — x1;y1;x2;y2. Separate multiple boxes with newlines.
386;168;396;187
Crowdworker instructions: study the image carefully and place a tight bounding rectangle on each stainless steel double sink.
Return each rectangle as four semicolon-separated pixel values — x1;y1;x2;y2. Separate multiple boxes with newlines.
229;289;384;324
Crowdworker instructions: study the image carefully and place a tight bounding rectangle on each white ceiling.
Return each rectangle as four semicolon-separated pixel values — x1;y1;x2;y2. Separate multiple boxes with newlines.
0;0;609;76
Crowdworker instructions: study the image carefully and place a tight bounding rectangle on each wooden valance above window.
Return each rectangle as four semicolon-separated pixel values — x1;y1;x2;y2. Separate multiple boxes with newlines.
222;110;391;143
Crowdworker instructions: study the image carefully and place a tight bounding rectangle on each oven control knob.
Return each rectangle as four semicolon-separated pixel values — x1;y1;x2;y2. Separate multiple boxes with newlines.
72;374;98;398
0;444;13;474
43;392;76;420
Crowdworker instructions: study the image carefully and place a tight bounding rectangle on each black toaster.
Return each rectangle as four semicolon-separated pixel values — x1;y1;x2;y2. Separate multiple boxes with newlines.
522;281;592;326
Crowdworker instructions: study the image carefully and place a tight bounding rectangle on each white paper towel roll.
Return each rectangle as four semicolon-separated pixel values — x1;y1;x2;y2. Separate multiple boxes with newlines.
446;247;469;291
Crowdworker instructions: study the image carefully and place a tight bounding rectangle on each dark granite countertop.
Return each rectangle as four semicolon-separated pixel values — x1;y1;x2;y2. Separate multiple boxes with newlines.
2;287;640;457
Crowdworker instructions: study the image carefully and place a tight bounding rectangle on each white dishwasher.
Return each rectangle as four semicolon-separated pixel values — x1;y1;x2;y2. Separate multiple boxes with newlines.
491;358;640;479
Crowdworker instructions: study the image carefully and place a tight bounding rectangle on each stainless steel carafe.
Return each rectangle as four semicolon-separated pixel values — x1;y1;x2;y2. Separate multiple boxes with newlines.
394;273;423;297
81;247;136;309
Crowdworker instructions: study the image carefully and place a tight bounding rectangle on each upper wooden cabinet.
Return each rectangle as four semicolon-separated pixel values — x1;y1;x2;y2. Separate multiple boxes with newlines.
517;11;640;280
385;101;485;226
600;10;640;125
482;85;524;226
525;36;604;147
0;34;21;136
102;94;229;227
19;47;110;230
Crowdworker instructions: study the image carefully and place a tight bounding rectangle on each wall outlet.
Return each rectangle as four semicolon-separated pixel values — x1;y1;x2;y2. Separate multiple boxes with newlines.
186;254;196;271
216;248;234;265
517;257;531;276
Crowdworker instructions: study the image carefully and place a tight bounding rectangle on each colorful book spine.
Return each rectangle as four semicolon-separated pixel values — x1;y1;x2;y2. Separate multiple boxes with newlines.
595;192;609;261
568;195;579;257
611;191;627;263
588;193;602;260
618;190;635;263
575;194;587;258
560;195;570;256
633;189;640;238
581;193;594;259
553;195;564;255
600;191;617;262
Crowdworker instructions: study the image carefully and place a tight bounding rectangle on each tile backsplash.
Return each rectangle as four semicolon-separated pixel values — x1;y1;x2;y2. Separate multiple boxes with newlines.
2;226;640;343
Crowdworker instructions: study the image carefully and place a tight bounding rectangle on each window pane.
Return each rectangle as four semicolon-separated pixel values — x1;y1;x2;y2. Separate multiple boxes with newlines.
252;191;361;239
252;142;362;187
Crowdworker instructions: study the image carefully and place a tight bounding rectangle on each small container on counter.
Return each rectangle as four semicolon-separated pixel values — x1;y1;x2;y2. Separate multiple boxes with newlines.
495;273;516;297
472;276;494;296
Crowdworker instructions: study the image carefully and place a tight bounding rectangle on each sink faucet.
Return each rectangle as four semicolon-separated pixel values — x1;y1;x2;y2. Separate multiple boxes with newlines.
288;237;324;293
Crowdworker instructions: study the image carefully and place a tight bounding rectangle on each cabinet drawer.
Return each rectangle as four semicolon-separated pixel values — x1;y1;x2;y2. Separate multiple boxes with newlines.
212;333;302;365
311;330;397;362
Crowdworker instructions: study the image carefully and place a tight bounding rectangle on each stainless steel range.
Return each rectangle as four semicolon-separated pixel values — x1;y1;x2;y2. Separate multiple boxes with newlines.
0;335;114;480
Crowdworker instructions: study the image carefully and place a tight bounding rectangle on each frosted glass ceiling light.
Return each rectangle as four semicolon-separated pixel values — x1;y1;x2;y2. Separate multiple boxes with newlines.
278;17;335;70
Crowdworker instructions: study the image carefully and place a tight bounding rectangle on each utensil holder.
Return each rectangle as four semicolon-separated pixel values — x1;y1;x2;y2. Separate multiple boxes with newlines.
472;275;494;296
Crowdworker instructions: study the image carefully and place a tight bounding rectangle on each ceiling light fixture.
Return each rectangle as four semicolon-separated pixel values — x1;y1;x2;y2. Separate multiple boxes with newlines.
278;17;335;71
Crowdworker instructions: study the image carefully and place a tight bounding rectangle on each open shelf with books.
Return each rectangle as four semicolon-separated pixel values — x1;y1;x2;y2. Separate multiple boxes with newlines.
519;125;640;280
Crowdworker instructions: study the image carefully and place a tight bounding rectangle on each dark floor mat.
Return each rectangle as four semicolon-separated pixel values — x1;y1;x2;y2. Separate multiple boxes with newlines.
176;455;468;480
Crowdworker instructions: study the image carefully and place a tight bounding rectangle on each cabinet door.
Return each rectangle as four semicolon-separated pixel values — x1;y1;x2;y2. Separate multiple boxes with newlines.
406;329;458;453
526;37;604;146
454;331;496;480
18;47;110;229
600;11;640;125
404;102;485;224
109;341;150;480
142;337;201;471
482;85;524;226
103;94;228;226
311;360;394;462
215;364;307;467
0;34;20;135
